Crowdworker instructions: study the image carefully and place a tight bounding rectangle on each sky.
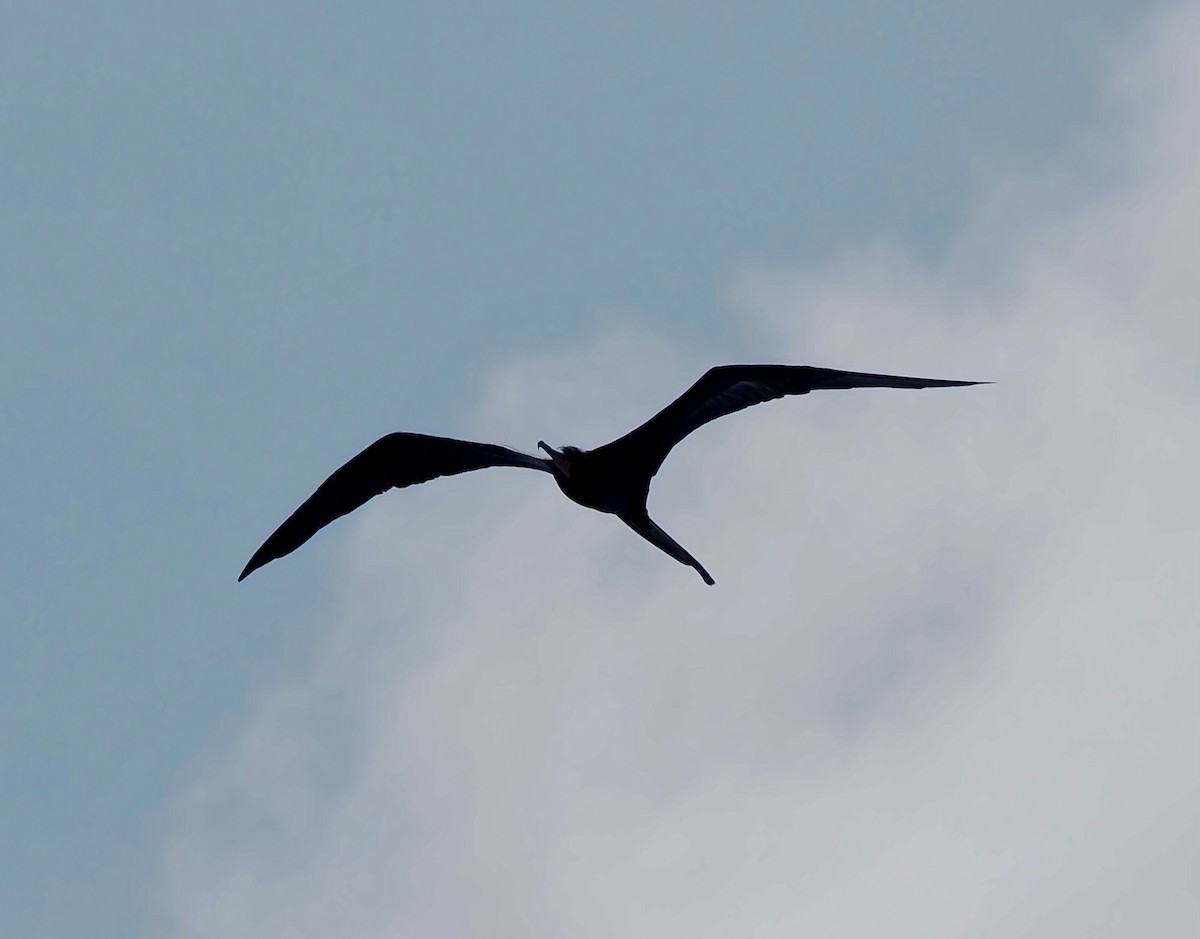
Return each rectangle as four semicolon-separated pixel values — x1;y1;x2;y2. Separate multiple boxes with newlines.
2;2;1196;937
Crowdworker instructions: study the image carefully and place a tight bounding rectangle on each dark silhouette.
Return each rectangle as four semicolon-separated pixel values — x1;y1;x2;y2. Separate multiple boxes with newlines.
239;364;985;585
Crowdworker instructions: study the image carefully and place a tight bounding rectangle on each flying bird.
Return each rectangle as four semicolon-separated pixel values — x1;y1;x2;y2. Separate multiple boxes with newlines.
239;364;985;585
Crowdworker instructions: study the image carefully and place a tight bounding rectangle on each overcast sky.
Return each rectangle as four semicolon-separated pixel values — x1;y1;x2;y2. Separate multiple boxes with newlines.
3;3;1196;938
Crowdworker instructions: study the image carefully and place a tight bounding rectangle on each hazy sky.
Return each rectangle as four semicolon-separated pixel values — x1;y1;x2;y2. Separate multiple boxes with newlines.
3;3;1196;937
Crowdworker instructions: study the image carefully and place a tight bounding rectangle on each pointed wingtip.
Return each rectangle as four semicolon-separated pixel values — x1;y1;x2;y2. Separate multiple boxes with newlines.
919;379;991;388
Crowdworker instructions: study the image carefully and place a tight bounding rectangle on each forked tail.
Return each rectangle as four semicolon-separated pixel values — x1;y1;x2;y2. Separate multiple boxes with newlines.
621;513;715;586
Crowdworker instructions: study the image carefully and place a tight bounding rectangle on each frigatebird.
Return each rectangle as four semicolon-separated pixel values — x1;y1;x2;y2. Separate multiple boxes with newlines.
239;364;984;585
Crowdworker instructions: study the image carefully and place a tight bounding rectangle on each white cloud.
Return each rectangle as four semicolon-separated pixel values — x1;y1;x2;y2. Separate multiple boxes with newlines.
164;6;1199;937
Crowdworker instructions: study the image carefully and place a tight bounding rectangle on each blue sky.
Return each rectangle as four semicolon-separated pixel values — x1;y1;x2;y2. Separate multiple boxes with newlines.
3;3;1196;938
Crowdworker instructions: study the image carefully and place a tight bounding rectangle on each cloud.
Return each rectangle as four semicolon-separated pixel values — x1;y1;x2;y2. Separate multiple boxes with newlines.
164;6;1199;937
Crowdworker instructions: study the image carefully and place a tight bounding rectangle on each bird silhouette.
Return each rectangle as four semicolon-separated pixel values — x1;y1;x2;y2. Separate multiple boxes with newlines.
239;364;985;585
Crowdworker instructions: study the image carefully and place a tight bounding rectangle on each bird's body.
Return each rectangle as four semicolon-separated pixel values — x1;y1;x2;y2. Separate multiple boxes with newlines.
542;446;645;515
240;364;985;585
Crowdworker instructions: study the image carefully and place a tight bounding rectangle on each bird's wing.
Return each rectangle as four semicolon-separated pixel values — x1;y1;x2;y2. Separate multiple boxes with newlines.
593;364;984;479
239;433;551;580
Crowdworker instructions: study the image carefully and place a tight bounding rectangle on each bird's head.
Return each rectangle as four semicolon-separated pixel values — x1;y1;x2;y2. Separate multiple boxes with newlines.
538;441;582;477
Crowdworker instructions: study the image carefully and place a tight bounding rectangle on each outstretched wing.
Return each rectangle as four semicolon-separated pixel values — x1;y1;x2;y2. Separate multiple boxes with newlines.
593;364;985;479
239;433;551;580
